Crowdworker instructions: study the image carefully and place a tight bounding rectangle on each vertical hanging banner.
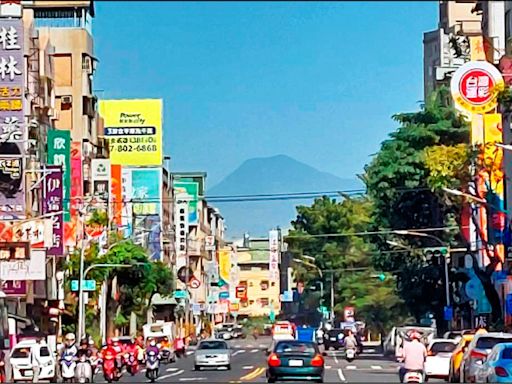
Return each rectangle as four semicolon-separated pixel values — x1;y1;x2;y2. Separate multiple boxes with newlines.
43;166;63;256
131;168;161;215
47;130;71;221
110;165;122;227
121;167;132;237
173;181;199;225
0;18;25;219
64;142;83;247
218;248;231;284
269;229;280;281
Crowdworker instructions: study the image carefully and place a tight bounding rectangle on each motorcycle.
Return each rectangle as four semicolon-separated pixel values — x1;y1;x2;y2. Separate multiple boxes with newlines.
403;370;424;383
125;351;139;376
102;351;119;383
160;348;174;364
60;353;77;383
346;347;356;362
76;354;93;383
145;350;160;383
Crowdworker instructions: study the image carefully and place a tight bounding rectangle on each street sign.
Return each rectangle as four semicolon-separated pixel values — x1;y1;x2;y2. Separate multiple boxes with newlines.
219;291;229;300
236;286;247;300
205;236;215;251
444;306;453;321
71;280;96;292
229;302;239;312
173;290;188;299
280;290;294;302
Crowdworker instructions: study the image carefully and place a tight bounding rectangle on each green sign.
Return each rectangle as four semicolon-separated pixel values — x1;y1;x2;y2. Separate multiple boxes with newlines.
47;130;71;221
71;280;96;292
173;290;188;299
173;181;199;225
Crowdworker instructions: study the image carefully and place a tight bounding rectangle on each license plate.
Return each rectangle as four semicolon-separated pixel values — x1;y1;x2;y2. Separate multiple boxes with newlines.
23;370;33;376
289;360;303;367
330;337;336;341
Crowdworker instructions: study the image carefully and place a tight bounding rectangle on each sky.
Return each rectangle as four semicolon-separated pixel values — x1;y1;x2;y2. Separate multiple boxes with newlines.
94;1;438;188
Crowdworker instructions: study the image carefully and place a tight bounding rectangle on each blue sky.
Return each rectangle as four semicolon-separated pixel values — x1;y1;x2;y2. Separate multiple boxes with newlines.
94;1;438;188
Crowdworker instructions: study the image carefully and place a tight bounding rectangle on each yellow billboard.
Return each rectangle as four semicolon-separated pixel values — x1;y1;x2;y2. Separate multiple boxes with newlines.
99;99;163;166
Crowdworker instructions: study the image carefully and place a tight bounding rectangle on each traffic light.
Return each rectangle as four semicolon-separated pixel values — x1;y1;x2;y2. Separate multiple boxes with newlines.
377;273;386;281
422;247;450;263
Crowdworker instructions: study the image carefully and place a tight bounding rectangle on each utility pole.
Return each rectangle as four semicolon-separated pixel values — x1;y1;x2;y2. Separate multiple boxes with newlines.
330;271;334;322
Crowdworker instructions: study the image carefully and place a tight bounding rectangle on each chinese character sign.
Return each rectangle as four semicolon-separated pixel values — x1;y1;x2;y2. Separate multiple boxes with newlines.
43;166;63;256
0;18;24;219
131;168;161;216
451;61;505;114
218;249;231;284
47;130;71;221
269;229;280;282
99;99;163;166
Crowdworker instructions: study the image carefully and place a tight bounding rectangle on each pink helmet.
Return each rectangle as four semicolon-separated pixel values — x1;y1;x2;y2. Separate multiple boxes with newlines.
408;330;421;340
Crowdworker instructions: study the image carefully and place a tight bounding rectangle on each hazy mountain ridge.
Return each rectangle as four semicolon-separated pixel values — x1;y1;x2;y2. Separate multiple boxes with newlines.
208;155;363;238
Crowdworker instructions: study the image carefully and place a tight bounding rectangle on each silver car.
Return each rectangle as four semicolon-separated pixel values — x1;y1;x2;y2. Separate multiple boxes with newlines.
194;339;231;371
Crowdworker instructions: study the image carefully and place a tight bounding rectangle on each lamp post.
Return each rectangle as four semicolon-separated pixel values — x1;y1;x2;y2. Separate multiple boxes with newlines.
393;230;451;309
293;258;324;307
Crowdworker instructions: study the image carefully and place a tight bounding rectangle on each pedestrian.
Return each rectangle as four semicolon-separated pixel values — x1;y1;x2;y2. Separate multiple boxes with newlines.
174;335;185;358
31;338;42;383
0;348;5;383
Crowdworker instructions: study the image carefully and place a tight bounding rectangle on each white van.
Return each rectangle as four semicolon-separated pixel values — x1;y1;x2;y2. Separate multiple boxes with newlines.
10;340;56;382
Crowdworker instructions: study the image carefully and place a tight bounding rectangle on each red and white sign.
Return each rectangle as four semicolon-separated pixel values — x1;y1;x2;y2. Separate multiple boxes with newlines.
235;285;247;300
0;0;22;18
344;306;355;322
451;61;504;114
269;230;280;282
188;276;201;289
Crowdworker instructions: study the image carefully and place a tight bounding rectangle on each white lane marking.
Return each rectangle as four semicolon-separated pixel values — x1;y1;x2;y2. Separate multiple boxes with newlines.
166;367;179;372
366;348;375;353
334;354;339;364
325;365;332;369
247;344;254;348
259;344;267;348
141;369;147;373
338;368;346;382
186;350;194;356
346;365;357;370
371;365;382;370
243;365;254;370
179;378;205;381
233;350;245;356
157;369;184;381
250;349;258;353
234;345;241;348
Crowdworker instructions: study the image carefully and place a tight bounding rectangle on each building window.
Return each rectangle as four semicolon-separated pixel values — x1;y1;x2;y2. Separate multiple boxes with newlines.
240;280;247;287
249;282;254;287
271;282;276;287
260;298;269;306
249;300;254;305
241;300;248;308
260;280;269;290
34;8;87;29
53;54;72;86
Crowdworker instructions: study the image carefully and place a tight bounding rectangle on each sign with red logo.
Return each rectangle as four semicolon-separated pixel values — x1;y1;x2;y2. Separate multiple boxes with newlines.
235;285;247;300
229;302;239;313
451;61;504;114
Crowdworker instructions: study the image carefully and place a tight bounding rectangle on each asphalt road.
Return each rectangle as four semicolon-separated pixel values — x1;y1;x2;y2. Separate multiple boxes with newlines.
92;338;445;383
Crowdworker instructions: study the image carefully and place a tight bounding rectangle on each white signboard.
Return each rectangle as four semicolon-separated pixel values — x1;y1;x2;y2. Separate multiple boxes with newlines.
11;219;52;248
121;167;132;237
0;249;46;280
0;0;22;18
269;229;280;282
91;159;111;181
205;235;215;251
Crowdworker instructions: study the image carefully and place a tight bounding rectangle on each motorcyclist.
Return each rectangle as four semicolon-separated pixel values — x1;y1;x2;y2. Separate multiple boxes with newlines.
146;339;160;356
398;330;427;383
77;338;91;359
344;330;358;350
100;338;121;380
61;333;78;359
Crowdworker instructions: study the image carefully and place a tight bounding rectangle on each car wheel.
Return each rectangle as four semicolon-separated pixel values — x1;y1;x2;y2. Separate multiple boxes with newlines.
316;378;323;383
226;365;231;370
194;365;200;371
267;377;276;383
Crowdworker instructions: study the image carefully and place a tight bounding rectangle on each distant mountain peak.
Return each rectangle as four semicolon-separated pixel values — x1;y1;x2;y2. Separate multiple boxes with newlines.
208;155;362;238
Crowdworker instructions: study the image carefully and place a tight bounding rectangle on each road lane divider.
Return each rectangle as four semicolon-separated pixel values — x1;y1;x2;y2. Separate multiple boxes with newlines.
243;366;254;370
240;367;265;381
156;369;185;381
337;368;346;382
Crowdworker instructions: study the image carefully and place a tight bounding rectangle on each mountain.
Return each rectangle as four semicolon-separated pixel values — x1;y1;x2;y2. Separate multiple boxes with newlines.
207;155;363;239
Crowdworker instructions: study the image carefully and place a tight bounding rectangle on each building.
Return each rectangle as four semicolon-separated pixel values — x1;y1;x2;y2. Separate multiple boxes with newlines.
423;0;482;99
236;238;281;318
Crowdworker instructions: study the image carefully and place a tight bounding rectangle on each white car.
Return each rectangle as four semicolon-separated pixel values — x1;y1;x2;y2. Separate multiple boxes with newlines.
10;340;56;382
424;338;458;380
194;339;231;371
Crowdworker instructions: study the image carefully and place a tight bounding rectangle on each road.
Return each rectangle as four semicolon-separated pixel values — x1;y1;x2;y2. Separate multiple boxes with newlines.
92;338;444;383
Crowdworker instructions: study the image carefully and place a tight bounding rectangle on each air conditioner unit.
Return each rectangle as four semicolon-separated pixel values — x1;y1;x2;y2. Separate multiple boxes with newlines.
61;95;72;105
82;56;93;75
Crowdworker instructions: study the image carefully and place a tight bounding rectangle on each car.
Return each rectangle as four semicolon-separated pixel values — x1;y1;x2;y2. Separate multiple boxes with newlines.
444;331;463;340
448;333;476;383
266;339;324;383
194;339;231;371
323;328;345;351
460;332;512;383
475;342;512;383
424;338;458;380
10;340;56;383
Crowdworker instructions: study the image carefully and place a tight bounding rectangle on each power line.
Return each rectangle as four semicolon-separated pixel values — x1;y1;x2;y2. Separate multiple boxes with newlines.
285;226;464;239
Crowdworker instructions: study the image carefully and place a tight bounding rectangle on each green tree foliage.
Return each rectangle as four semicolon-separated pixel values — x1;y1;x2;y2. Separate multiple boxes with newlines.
288;196;407;333
63;222;174;336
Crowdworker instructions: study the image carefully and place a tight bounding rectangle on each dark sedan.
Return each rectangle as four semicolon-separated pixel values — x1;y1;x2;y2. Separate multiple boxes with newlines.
266;340;324;383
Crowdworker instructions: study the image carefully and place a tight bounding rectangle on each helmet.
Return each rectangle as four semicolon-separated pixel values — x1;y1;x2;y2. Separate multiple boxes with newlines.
150;340;156;347
88;339;95;346
106;338;113;347
164;336;169;341
408;330;421;340
65;333;76;345
112;337;119;345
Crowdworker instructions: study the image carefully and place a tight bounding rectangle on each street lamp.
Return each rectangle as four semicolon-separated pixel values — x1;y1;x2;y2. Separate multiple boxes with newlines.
293;258;325;314
392;230;451;308
442;187;486;204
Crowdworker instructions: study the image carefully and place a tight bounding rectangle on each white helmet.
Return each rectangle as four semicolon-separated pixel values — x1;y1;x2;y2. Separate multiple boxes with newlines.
65;333;76;344
150;340;156;347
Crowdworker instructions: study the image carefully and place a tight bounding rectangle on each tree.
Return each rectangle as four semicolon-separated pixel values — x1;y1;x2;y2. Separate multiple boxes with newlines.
288;195;407;332
364;86;503;326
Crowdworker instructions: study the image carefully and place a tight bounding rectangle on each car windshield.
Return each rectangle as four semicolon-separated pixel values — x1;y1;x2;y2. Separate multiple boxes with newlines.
40;347;50;357
198;341;228;350
431;342;456;353
275;341;316;355
11;347;30;358
476;337;512;349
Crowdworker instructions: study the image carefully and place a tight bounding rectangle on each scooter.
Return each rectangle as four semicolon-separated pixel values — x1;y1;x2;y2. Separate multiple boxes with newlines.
160;348;174;364
146;350;160;383
403;370;424;383
125;351;139;376
345;347;356;362
61;353;77;383
102;351;119;383
76;354;93;383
